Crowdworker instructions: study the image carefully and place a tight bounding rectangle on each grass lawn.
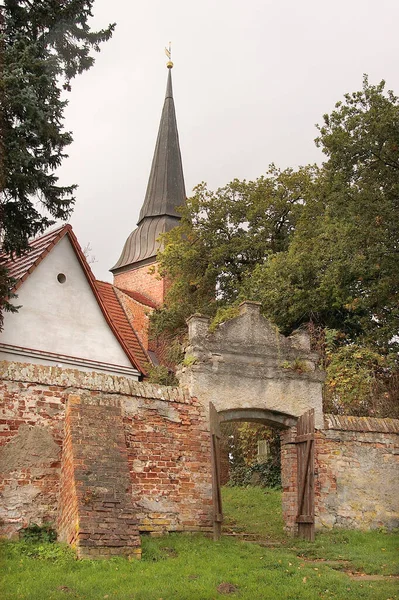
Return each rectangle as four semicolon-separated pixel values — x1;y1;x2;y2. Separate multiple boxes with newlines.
1;487;398;600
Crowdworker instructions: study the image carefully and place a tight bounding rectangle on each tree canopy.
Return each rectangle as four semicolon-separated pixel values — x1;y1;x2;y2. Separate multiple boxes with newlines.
1;0;115;255
248;76;399;351
152;164;318;338
152;76;399;417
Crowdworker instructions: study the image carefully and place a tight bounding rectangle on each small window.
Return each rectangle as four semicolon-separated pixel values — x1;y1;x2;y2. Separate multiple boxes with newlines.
57;273;66;284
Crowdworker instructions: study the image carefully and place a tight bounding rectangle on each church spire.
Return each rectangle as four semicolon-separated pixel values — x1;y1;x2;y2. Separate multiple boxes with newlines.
137;62;186;224
111;58;186;274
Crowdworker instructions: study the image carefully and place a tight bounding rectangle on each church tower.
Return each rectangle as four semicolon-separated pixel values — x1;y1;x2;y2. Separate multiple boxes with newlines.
111;59;186;306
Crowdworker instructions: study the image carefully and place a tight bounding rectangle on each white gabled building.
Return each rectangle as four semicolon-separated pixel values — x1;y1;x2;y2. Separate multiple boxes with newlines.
0;225;150;379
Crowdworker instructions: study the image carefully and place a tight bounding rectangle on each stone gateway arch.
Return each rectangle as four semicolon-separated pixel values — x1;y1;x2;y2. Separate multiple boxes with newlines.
179;301;325;541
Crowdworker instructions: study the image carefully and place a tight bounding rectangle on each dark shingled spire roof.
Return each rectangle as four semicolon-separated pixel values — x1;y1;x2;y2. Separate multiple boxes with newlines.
111;67;186;273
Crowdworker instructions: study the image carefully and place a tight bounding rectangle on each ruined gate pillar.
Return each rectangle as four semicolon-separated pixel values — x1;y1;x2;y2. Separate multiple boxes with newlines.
178;301;325;428
57;394;141;559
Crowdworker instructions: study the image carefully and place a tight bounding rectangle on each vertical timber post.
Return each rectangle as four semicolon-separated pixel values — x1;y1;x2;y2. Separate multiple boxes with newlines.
209;402;223;541
295;409;315;541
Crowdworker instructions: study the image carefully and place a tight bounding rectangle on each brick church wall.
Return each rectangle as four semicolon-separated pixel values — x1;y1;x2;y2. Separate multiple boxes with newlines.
114;288;152;350
113;262;166;308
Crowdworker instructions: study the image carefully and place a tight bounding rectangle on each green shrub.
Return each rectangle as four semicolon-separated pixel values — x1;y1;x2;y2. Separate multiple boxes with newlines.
2;539;75;563
209;305;240;332
252;459;282;488
228;464;253;487
20;523;57;543
146;364;178;386
228;457;281;489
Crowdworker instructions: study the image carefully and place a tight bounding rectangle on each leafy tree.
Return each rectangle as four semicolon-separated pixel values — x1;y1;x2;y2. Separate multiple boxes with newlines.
248;77;399;353
151;165;317;339
0;0;115;325
226;422;280;468
324;337;398;417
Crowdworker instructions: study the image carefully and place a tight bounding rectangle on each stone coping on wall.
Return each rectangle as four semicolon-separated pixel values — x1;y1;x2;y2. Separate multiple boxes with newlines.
0;361;190;404
324;414;399;433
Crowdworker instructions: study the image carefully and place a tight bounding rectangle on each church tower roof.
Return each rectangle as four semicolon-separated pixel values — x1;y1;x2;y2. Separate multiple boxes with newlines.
111;62;186;274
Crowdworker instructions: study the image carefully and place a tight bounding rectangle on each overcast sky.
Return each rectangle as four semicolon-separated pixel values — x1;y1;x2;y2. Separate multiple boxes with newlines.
57;0;399;281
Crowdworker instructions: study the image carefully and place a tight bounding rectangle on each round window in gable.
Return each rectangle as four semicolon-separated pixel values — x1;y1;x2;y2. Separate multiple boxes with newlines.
57;273;66;284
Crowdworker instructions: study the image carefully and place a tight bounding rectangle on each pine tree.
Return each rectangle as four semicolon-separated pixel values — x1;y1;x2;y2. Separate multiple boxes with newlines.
0;0;115;325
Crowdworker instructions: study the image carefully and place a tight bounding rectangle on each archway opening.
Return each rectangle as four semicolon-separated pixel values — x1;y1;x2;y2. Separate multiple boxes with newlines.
215;408;298;543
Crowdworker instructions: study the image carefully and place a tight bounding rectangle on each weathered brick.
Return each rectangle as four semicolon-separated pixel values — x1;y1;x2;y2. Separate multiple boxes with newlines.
2;360;398;553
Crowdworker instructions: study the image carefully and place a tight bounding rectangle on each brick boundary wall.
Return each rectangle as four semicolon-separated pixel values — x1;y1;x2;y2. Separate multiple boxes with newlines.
1;360;398;550
280;428;298;535
0;374;65;536
56;397;79;549
281;415;399;535
0;361;213;550
315;415;399;531
123;395;213;535
0;361;191;401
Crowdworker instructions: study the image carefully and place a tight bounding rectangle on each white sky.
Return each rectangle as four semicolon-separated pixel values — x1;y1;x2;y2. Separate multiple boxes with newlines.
57;0;399;281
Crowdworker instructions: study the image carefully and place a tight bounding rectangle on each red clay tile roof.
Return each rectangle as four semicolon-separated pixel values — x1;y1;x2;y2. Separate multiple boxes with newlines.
324;414;399;433
95;281;150;375
1;224;150;376
1;225;70;288
116;287;157;309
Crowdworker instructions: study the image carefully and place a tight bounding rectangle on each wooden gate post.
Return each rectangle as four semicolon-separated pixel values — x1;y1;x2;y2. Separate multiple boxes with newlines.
295;409;315;541
209;402;223;541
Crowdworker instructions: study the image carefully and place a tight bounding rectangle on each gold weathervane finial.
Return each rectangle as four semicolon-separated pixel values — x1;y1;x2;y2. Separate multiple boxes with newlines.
165;42;173;68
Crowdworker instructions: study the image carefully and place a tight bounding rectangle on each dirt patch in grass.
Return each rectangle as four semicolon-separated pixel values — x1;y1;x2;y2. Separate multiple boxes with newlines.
217;582;239;594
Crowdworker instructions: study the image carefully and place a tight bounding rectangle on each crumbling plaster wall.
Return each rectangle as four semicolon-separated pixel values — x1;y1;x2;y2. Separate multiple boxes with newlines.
0;374;65;536
315;415;399;531
281;416;399;534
